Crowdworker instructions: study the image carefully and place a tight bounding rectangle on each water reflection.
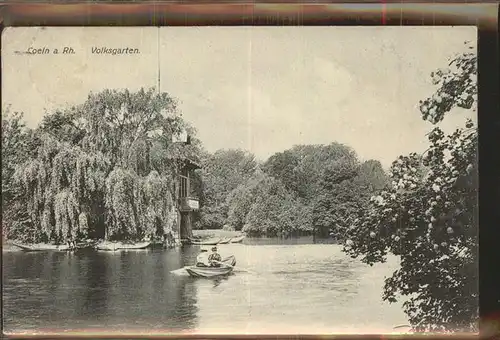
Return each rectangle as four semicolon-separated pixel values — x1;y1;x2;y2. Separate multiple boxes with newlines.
76;253;110;319
3;242;407;334
3;248;200;332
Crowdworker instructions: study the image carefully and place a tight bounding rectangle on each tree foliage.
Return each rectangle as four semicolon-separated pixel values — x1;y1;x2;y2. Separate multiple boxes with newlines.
197;149;258;229
264;143;360;201
219;143;388;238
1;108;33;239
313;159;389;238
225;170;312;237
263;143;389;238
4;88;200;244
226;169;269;231
342;47;478;332
1;110;33;195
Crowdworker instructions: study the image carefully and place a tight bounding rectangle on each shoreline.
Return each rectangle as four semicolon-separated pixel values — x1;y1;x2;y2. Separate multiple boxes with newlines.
2;231;331;252
191;229;244;239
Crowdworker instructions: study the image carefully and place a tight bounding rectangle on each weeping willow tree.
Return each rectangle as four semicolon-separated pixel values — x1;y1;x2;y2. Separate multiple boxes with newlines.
8;88;201;244
12;134;111;243
137;170;175;238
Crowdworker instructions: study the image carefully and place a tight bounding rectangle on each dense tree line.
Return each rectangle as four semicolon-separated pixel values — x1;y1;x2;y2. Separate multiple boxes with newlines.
196;143;389;238
2;44;476;333
194;149;258;230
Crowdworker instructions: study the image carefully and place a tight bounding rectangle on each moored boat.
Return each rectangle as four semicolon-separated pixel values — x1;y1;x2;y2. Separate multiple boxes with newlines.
12;243;71;252
186;255;236;278
96;241;151;251
72;239;98;251
188;238;221;246
230;235;245;243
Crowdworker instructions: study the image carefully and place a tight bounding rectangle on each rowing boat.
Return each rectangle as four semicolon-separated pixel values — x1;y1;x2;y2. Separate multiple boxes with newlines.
185;255;236;278
188;238;221;246
12;243;71;252
230;235;245;243
96;241;151;251
218;237;232;244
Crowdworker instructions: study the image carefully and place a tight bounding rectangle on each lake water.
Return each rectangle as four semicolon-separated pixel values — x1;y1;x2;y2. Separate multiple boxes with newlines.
2;239;408;335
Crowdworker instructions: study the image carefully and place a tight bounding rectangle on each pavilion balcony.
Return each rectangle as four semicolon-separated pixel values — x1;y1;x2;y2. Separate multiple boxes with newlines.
179;197;199;212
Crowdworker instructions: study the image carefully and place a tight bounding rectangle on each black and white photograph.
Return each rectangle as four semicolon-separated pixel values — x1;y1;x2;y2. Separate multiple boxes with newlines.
2;26;478;335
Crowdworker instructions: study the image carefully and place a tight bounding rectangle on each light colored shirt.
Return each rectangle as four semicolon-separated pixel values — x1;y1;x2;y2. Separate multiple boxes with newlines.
196;252;209;266
208;253;222;264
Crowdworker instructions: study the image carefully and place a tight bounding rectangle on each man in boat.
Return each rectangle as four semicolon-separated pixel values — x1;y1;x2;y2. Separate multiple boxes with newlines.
196;247;210;267
208;246;222;267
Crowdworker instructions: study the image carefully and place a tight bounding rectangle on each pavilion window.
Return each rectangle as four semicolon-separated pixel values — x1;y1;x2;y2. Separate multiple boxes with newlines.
179;175;189;198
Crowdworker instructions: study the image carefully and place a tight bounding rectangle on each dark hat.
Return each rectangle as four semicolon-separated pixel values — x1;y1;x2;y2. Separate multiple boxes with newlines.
211;246;217;251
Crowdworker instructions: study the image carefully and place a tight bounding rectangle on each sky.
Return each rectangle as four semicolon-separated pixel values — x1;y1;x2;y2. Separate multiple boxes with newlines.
2;26;477;168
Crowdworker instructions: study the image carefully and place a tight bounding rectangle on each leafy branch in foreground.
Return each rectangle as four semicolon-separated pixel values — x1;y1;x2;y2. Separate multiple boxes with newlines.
343;49;478;332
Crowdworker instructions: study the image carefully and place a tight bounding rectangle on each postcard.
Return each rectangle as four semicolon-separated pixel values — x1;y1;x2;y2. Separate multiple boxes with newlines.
2;26;478;335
